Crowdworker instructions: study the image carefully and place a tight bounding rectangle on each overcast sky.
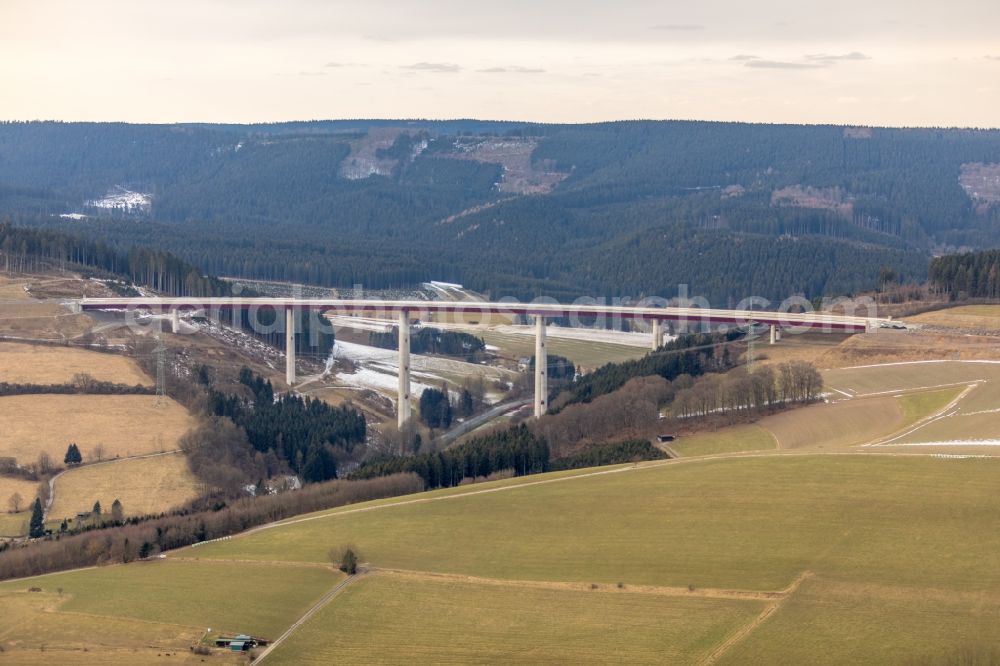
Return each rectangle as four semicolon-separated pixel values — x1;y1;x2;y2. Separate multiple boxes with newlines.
2;0;998;127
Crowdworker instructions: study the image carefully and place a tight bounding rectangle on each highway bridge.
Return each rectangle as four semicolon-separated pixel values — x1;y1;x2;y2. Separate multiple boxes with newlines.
75;297;891;426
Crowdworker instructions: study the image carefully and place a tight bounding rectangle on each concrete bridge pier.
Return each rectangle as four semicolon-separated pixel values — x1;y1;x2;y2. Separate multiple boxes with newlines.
285;308;296;386
769;324;776;345
651;319;662;351
534;316;548;418
170;309;181;334
397;309;412;428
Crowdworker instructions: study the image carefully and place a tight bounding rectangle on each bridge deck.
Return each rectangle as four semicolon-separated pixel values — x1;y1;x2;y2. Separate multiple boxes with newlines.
75;297;885;331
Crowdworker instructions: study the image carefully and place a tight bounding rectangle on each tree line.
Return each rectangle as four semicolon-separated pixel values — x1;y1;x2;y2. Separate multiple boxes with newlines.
349;424;549;489
554;330;744;408
0;473;423;581
549;439;667;471
0;379;153;398
0;221;230;297
670;362;823;420
929;249;1000;300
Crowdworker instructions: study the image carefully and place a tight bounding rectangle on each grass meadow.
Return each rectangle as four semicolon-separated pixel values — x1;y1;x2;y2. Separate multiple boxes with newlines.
48;452;202;521
0;341;152;386
268;573;764;665
0;559;341;660
670;424;777;456
0;394;196;465
190;455;1000;593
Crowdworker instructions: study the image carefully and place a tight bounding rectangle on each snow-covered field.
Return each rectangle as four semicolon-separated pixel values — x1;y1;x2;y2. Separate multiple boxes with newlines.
326;315;395;333
329;339;514;404
885;440;1000;447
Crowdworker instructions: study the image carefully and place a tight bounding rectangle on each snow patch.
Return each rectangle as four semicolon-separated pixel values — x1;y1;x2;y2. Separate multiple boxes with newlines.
882;439;1000;447
87;186;151;212
328;339;513;401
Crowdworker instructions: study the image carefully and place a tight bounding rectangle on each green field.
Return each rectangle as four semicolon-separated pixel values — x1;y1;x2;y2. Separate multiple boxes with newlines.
190;456;1000;593
4;358;1000;663
0;559;340;660
760;396;904;449
3;454;1000;662
720;577;1000;666
823;360;1000;397
475;329;647;369
0;511;28;537
897;385;965;427
907;304;1000;330
670;424;777;457
189;454;1000;664
826;363;1000;447
269;573;764;665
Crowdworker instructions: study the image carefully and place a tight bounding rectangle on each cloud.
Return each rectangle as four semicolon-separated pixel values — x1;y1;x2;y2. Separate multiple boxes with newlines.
650;23;705;31
985;55;1000;61
742;52;870;70
401;62;461;73
805;51;871;62
477;66;545;74
744;60;825;70
298;70;327;76
325;61;346;68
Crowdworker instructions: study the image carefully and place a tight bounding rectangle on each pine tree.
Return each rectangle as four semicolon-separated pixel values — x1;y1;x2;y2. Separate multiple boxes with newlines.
92;500;102;516
64;443;82;465
111;498;123;523
460;389;474;418
302;440;337;483
29;497;45;538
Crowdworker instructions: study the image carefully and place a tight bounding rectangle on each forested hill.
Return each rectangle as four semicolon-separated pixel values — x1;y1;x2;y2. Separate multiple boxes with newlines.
2;119;998;302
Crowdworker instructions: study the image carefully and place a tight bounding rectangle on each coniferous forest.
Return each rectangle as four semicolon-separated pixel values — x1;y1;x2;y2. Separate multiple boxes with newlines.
929;249;1000;300
349;424;549;489
209;369;366;482
4;119;1000;302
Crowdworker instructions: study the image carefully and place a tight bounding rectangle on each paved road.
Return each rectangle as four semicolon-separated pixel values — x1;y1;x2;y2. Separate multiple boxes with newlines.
438;399;532;445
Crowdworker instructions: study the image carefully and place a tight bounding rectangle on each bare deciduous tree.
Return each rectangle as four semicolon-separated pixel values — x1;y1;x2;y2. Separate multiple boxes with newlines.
36;452;55;475
7;491;23;513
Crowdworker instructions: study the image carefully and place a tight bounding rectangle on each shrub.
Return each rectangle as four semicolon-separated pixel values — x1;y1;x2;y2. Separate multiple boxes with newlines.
330;546;360;575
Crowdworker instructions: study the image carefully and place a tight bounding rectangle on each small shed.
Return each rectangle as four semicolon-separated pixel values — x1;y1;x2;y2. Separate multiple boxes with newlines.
214;634;269;651
656;434;676;443
215;634;255;651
